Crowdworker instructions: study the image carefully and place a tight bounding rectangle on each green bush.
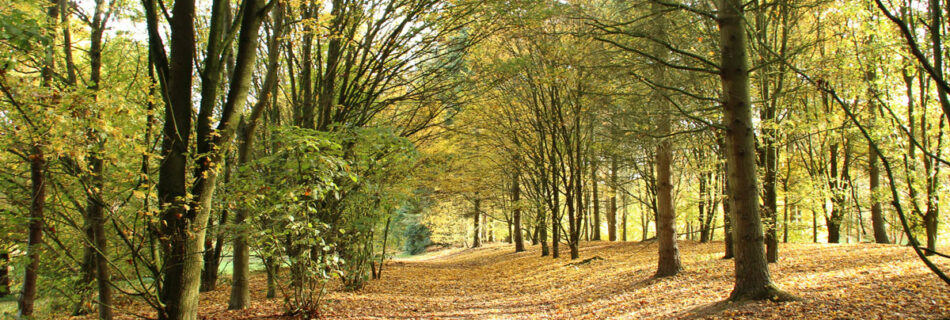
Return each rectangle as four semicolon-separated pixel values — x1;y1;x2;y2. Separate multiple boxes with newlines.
403;224;432;255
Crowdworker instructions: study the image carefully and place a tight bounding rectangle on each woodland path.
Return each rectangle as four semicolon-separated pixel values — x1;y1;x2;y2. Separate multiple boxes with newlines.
311;241;950;319
80;241;950;319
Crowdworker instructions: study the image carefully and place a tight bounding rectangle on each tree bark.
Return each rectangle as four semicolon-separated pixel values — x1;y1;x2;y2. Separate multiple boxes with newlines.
18;146;45;318
513;170;525;252
473;198;481;248
608;155;618;241
652;2;680;278
867;80;890;244
591;159;601;241
720;0;792;301
229;1;281;308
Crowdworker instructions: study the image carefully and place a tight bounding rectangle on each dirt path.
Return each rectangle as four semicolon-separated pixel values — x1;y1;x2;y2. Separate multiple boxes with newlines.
313;242;950;319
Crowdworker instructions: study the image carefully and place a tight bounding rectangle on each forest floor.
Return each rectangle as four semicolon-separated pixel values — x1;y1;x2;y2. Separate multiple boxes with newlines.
72;241;950;319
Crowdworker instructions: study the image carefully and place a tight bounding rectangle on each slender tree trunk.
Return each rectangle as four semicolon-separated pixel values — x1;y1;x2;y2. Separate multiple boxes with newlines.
513;171;525;252
552;162;560;258
652;2;680;278
228;2;281;308
720;0;792;301
375;217;392;279
699;172;708;242
622;192;628;241
868;95;889;243
473;199;481;248
592;159;601;241
18;146;46;318
608;155;618;241
264;257;278;298
19;2;56;315
540;208;549;256
722;163;734;258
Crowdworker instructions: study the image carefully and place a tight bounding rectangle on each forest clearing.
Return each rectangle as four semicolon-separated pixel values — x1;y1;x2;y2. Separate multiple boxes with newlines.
64;241;950;319
3;0;950;318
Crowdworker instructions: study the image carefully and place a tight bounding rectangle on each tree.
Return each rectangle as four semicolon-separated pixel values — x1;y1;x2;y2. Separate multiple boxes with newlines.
719;0;793;301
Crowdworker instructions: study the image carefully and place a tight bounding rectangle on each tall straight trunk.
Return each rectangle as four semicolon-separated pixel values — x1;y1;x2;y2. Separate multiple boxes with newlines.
18;146;45;318
540;204;549;256
86;144;112;319
229;2;282;308
74;2;114;315
698;172;708;242
20;2;56;315
827;146;842;243
592;159;601;241
608;155;618;241
652;2;680;277
150;0;196;316
867;74;890;244
923;0;946;254
640;194;648;241
551;157;560;258
621;192;628;241
721;158;734;258
513;171;525;252
762;113;778;262
473;199;481;248
720;0;791;301
565;170;576;259
753;0;781;264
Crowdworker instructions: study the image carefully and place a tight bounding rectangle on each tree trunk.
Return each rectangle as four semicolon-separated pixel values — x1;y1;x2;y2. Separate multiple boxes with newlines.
513;171;525;252
622;192;628;241
868;144;889;243
699;172;708;242
551;160;560;258
722;172;734;258
152;0;197;316
608;155;618;241
867;66;890;244
652;2;681;277
540;208;549;256
18;146;45;318
228;2;282;308
473;199;481;248
264;257;279;299
592;159;601;241
720;0;792;301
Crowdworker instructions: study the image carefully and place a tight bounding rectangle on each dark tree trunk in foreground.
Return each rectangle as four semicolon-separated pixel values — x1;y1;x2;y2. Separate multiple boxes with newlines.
720;0;793;301
18;146;46;318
